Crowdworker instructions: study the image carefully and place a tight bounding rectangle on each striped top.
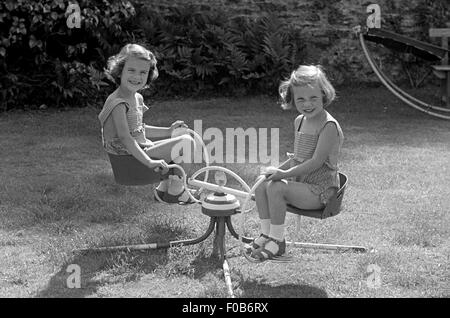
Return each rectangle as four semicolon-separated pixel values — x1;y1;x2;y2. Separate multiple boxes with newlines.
291;113;344;202
294;130;319;161
293;113;343;169
98;93;153;155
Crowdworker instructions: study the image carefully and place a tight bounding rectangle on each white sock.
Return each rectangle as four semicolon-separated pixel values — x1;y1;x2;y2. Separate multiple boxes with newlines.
167;175;192;202
263;224;285;255
261;219;270;235
168;175;185;195
269;224;285;241
254;219;270;246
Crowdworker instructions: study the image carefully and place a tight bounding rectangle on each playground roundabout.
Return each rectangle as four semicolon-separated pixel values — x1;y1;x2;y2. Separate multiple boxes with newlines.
77;128;369;298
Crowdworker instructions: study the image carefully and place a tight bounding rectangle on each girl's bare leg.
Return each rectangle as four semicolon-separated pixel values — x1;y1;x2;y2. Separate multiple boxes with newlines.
146;134;195;202
254;177;270;219
260;180;322;256
146;134;195;166
252;177;271;248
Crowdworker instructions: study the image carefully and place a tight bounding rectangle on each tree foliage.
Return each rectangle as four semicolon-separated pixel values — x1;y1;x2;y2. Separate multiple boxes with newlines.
1;1;307;109
135;5;306;97
1;0;136;110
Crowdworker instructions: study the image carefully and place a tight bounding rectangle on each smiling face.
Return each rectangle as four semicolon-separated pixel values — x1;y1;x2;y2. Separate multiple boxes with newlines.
292;83;324;119
120;56;151;93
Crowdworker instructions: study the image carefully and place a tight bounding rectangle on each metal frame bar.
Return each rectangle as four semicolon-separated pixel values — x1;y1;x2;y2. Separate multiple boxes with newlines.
78;214;253;298
358;28;450;120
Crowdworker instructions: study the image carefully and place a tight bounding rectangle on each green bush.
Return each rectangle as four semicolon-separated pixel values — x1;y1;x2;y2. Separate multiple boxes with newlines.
0;0;136;110
133;5;307;98
1;1;307;109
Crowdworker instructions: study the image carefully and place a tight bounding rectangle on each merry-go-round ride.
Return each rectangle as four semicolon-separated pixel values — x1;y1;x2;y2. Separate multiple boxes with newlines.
78;129;368;298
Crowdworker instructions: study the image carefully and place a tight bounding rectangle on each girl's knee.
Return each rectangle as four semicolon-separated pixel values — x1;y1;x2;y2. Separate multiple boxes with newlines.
182;133;194;142
179;134;196;149
172;134;196;162
266;180;287;197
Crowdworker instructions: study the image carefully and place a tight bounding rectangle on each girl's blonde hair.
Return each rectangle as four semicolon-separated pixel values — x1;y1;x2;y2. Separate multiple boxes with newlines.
105;43;158;88
279;65;335;110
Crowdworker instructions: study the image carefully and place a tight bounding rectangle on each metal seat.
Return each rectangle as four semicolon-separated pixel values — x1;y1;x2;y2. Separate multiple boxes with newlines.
284;172;367;253
286;172;347;219
107;153;163;186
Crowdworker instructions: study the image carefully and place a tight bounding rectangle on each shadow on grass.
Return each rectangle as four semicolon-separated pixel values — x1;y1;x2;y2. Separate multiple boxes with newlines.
35;216;328;298
186;253;328;298
35;221;196;298
239;280;328;298
35;249;169;298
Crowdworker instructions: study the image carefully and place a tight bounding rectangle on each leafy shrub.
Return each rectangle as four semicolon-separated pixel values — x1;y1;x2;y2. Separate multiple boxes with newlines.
1;2;307;109
0;0;136;110
133;5;307;98
340;0;448;89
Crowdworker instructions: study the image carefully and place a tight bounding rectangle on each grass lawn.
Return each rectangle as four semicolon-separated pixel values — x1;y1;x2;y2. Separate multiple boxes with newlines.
0;86;449;298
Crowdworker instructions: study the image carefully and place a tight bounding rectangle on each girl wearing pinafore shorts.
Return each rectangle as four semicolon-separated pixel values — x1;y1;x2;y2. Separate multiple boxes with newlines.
98;44;196;204
247;65;344;261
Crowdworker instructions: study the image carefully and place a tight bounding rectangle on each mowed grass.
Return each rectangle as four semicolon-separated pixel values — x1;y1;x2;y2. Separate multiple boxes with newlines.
0;86;449;298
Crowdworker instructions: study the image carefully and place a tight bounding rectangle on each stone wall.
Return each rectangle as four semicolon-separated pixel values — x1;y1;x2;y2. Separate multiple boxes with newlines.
134;0;449;85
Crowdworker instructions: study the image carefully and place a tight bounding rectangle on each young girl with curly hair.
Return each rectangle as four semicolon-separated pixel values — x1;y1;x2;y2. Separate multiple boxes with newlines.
248;65;344;261
98;44;195;204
